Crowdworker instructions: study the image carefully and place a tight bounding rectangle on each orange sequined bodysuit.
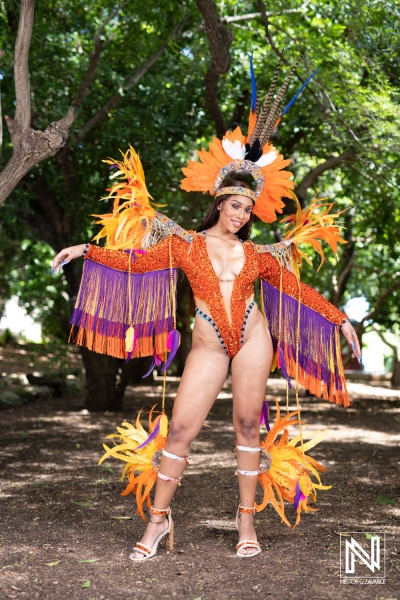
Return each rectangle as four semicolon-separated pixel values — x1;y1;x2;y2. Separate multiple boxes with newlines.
85;232;347;359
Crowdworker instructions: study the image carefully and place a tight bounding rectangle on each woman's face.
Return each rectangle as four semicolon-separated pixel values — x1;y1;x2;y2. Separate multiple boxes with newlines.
218;195;254;233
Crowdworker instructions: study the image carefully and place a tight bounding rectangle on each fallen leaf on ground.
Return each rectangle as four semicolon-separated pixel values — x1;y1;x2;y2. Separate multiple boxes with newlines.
81;580;91;588
78;559;99;563
111;516;133;520
43;561;61;566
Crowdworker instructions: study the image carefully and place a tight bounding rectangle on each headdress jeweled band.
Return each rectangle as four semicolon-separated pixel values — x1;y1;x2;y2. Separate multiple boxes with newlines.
213;159;264;198
215;186;257;202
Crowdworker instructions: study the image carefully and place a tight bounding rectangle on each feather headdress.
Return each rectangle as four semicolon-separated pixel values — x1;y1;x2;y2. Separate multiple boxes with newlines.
181;57;318;223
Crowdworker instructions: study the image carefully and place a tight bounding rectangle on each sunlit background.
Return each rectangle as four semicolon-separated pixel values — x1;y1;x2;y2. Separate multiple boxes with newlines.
2;295;399;374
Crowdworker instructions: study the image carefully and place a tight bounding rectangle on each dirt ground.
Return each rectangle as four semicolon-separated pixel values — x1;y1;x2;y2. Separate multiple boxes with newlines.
0;346;399;600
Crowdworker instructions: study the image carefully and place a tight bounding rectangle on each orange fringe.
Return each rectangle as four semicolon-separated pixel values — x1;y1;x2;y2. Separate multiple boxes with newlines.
284;352;350;407
70;325;168;360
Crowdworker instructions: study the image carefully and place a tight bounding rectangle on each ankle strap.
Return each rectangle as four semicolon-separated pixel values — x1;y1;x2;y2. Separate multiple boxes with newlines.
238;504;256;515
157;472;182;483
163;449;190;464
235;446;262;452
150;506;170;517
235;468;260;476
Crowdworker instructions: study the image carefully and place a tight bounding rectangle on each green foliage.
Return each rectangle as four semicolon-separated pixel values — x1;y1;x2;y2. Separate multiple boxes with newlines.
0;0;399;337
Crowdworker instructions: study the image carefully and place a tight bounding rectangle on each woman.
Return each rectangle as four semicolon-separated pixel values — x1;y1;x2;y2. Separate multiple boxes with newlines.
52;63;361;560
52;176;360;560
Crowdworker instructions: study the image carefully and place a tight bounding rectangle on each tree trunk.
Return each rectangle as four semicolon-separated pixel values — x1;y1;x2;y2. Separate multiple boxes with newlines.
392;356;400;388
80;348;122;411
80;348;153;412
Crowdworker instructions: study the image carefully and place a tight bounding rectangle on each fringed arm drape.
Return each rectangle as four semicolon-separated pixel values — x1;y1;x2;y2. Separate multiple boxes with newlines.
257;252;350;407
70;236;189;360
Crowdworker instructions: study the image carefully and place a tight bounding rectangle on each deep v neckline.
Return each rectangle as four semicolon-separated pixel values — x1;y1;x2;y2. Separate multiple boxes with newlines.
201;232;247;285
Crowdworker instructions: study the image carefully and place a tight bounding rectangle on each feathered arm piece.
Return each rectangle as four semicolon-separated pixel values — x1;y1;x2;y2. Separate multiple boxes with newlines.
91;146;162;250
280;195;347;275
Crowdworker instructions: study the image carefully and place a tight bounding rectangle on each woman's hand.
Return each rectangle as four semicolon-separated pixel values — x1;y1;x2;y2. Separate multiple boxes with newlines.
52;244;87;274
341;320;361;363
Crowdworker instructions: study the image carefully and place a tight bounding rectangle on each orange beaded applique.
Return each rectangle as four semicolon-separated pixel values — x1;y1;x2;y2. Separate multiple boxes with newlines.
85;233;346;358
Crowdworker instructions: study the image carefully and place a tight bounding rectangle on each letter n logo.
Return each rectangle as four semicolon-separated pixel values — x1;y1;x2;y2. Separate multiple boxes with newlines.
345;536;380;574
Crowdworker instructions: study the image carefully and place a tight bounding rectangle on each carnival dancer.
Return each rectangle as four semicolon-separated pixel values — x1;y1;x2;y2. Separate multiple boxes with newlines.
52;60;360;560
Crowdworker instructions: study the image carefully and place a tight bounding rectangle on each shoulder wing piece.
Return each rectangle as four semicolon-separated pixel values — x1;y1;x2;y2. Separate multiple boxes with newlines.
254;240;294;272
155;212;194;244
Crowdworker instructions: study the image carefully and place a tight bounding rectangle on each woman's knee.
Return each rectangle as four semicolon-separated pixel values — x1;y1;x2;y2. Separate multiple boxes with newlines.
167;419;195;447
234;415;260;441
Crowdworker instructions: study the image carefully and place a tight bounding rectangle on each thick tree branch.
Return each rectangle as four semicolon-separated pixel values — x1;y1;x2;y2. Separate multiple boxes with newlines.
374;327;398;360
221;1;311;23
1;107;75;206
73;0;133;107
76;15;189;141
294;153;356;205
330;213;355;306
359;280;400;328
373;326;400;386
257;0;284;61
0;0;75;206
196;0;233;138
14;0;34;129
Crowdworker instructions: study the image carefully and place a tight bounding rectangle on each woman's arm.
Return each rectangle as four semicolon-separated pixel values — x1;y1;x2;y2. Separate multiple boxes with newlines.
258;252;361;359
53;236;184;274
52;244;87;272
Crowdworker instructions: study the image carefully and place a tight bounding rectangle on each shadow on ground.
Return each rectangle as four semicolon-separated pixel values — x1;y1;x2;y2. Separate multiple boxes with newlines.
0;379;399;600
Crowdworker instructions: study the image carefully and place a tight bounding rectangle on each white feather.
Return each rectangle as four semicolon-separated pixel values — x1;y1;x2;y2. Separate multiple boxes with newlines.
222;138;246;160
256;151;278;167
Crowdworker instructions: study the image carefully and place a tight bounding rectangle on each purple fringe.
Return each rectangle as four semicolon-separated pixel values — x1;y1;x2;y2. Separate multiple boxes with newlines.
261;280;343;393
260;399;270;431
71;260;178;347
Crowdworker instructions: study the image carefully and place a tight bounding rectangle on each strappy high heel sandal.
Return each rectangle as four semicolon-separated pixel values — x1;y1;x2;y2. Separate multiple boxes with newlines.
234;444;263;558
129;506;174;561
235;504;262;558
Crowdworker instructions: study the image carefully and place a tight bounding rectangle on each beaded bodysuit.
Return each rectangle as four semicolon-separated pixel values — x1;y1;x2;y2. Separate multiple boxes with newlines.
85;232;346;359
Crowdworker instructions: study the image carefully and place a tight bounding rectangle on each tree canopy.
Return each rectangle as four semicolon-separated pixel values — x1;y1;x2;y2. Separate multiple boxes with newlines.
0;0;399;398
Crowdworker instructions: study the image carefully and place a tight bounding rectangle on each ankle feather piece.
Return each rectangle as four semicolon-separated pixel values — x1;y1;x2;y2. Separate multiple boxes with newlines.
157;472;182;483
235;446;262;452
162;449;190;464
235;468;260;476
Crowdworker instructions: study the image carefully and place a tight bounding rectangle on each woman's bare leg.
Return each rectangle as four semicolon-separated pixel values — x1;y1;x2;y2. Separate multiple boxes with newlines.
131;344;230;557
231;320;273;555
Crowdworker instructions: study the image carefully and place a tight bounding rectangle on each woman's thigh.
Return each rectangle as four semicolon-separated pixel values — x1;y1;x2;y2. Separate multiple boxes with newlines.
231;321;273;423
168;345;230;442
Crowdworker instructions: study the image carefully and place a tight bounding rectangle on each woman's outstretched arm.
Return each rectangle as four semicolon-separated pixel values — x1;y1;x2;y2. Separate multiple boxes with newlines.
52;244;87;271
52;236;186;274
